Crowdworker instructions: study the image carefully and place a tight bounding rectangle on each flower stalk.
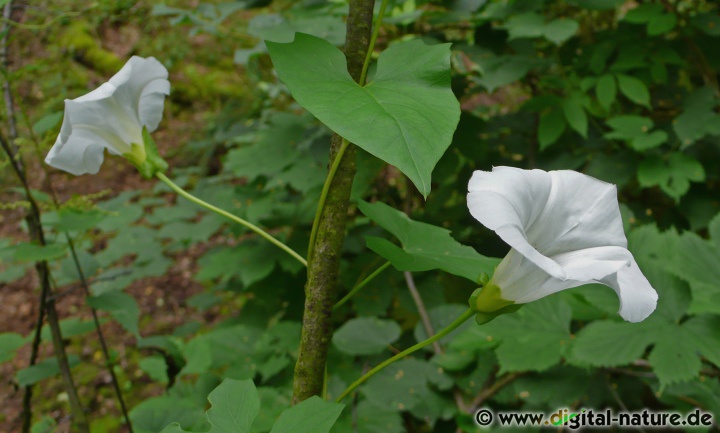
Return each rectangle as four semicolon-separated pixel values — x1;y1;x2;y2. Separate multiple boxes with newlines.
155;172;307;267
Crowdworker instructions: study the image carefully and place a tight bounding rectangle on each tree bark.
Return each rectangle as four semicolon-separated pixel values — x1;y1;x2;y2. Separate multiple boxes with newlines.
292;0;375;403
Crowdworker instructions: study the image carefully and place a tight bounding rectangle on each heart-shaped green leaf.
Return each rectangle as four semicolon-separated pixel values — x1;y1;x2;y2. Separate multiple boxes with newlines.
266;33;460;198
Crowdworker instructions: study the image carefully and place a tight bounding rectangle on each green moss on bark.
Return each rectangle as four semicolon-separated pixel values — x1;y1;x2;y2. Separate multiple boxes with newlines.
292;0;375;403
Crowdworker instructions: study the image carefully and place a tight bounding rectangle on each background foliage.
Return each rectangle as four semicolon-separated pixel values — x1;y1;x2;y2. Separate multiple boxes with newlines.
1;0;719;432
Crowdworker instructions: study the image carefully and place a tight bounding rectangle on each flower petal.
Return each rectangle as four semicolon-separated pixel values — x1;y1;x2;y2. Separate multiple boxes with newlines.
468;167;566;277
493;246;632;303
45;131;105;175
468;167;551;231
109;56;170;132
602;257;658;322
537;170;627;254
468;167;628;278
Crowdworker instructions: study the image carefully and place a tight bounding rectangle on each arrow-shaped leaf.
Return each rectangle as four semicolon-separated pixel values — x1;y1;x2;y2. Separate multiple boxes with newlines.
267;33;460;198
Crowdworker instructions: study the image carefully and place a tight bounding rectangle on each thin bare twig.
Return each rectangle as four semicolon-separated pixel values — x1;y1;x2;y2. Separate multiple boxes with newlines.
1;133;89;433
468;372;522;413
46;269;132;301
404;272;442;354
403;271;468;413
1;1;18;146
62;238;134;431
607;380;648;433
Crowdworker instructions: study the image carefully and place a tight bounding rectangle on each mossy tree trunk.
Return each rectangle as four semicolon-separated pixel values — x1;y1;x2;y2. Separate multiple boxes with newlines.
291;0;375;403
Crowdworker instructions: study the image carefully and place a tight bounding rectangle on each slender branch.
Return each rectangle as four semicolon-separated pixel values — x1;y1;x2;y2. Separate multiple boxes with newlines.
404;271;468;412
44;297;89;432
336;308;476;402
0;5;34;430
0;134;89;433
606;380;648;433
404;272;442;353
21;274;46;433
333;261;391;310
467;372;521;412
64;236;134;432
155;172;306;267
1;0;18;150
293;0;374;403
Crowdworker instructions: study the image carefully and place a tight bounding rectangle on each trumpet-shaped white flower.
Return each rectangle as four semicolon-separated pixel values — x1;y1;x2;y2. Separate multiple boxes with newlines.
45;56;170;175
467;166;657;322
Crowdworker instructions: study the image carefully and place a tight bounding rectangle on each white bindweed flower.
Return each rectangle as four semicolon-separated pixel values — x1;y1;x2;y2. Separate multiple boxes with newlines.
467;166;657;322
45;56;170;176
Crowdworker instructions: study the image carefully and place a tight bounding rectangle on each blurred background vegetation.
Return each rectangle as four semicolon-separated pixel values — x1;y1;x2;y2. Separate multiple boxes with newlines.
1;0;719;432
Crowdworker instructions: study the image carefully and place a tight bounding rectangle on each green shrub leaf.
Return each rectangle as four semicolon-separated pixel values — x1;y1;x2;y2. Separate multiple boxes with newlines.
332;317;402;355
87;291;141;337
270;396;344;433
159;378;260;433
358;200;498;282
569;320;655;367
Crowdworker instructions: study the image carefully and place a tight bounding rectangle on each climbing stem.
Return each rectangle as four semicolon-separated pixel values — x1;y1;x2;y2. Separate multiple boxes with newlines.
333;261;391;310
335;308;475;402
359;0;390;86
155;172;307;267
307;137;349;262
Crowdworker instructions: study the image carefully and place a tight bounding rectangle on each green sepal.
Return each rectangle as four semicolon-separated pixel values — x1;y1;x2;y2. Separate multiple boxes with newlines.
469;281;515;313
135;127;168;179
474;304;523;325
468;279;520;324
469;286;483;310
477;272;489;286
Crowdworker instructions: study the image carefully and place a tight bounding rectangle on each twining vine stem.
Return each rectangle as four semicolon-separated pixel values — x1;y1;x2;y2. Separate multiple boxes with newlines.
358;0;389;86
335;308;475;402
155;172;307;267
307;137;350;262
333;261;391;310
